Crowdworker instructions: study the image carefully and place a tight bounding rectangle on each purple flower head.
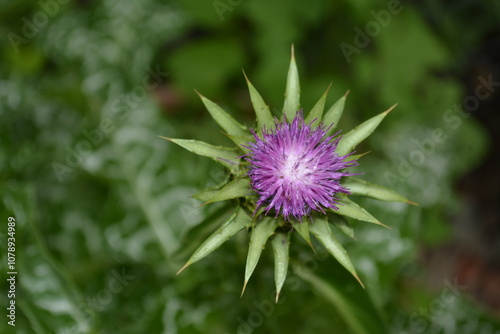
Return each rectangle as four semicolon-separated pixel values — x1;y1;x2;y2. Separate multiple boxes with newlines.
244;111;358;221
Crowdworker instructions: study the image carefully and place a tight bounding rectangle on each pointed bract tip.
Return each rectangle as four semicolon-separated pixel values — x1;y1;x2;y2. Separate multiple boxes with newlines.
376;221;392;229
199;201;211;208
309;241;316;253
354;273;365;289
343;89;351;97
384;103;398;114
241;280;249;297
355;151;372;159
189;195;207;207
220;131;232;139
177;262;190;275
275;291;280;303
242;69;250;81
158;135;172;141
291;44;295;59
321;82;333;97
194;89;204;98
407;200;419;206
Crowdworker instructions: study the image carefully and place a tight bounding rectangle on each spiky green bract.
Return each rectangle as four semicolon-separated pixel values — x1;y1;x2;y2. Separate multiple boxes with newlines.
324;90;349;137
291;220;313;250
163;48;413;298
177;207;251;275
342;177;417;205
272;231;290;302
335;104;396;156
243;70;274;133
282;45;300;120
304;82;331;126
309;217;363;287
242;217;277;296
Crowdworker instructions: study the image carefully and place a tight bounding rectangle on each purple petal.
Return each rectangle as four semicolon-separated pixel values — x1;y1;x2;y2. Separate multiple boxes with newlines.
244;110;359;221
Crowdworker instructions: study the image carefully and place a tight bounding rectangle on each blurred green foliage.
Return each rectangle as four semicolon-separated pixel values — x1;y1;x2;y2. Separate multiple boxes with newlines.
1;0;499;333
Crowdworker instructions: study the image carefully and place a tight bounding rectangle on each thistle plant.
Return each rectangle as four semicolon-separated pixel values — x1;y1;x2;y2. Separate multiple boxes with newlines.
162;47;414;300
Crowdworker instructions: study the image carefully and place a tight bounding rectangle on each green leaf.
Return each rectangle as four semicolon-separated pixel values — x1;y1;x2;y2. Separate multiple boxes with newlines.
191;187;220;202
328;214;355;240
242;217;277;295
335;197;389;228
178;207;251;274
293;265;387;334
282;45;301;120
309;217;363;287
335;104;396;156
343;177;417;205
174;204;232;261
203;178;251;204
196;91;248;138
271;231;290;302
305;82;332;125
243;70;275;132
291;220;313;250
223;133;253;153
160;137;239;170
324;90;349;136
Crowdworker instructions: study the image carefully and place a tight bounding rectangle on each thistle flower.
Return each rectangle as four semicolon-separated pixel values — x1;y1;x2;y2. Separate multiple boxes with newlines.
162;46;414;300
244;111;357;221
